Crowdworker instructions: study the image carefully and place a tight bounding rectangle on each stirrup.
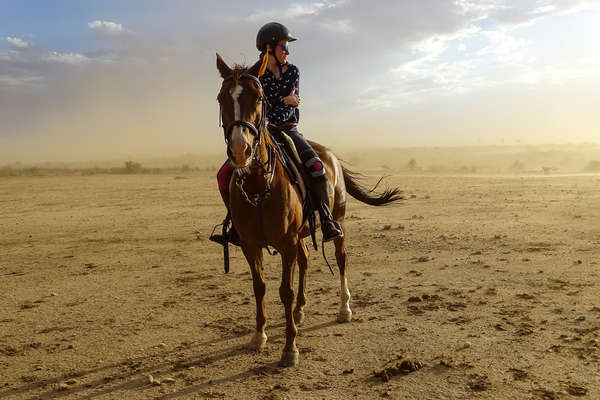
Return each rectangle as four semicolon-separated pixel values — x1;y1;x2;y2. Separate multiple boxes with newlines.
209;214;232;244
209;220;240;247
209;233;228;246
209;219;232;274
321;220;343;242
209;221;229;246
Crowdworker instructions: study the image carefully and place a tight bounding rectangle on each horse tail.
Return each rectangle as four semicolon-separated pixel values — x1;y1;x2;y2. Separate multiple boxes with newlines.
342;166;403;206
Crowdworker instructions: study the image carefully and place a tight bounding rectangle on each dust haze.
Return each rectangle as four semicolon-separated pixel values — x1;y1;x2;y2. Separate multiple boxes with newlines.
3;142;600;177
2;40;600;166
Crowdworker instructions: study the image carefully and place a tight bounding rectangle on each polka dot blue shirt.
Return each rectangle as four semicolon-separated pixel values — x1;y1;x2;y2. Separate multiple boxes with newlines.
259;64;300;127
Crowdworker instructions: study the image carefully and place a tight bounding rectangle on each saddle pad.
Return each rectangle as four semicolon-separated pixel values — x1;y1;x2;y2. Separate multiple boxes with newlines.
279;131;302;166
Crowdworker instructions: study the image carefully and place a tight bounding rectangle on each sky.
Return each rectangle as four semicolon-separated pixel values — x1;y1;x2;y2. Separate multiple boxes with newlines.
1;0;600;163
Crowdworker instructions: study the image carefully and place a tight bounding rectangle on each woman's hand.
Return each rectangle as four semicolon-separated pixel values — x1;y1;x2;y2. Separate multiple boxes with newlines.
283;87;300;107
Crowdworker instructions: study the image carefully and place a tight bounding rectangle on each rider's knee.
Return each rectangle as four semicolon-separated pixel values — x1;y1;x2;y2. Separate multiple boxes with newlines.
217;161;234;190
303;156;326;179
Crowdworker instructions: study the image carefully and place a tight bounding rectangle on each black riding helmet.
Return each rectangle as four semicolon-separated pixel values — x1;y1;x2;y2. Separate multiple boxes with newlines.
256;22;297;53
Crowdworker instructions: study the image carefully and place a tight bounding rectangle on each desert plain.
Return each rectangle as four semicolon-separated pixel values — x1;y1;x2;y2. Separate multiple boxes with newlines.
1;146;600;399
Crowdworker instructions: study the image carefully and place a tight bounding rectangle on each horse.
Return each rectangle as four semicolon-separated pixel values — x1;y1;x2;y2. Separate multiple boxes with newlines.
215;53;402;367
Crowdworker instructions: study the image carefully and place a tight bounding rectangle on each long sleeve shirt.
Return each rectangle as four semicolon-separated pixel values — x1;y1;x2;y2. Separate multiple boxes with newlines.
259;63;300;127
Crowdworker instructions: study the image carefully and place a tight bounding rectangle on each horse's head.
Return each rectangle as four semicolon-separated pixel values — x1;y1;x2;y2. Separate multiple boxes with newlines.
216;53;265;168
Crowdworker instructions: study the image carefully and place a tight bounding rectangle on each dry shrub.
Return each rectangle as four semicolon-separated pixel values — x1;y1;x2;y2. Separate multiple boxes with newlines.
584;160;600;172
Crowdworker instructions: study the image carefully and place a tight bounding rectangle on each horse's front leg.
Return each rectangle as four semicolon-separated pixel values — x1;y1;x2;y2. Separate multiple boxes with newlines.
279;242;299;367
293;239;309;326
241;244;267;350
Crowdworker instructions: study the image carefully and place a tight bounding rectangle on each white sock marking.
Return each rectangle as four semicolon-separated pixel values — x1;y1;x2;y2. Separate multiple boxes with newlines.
340;276;351;315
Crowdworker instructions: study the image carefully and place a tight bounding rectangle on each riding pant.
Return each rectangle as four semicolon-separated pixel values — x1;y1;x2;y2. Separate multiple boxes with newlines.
284;129;326;182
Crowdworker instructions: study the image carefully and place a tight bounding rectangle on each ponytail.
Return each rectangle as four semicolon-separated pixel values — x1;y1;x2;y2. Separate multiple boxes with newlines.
258;51;269;77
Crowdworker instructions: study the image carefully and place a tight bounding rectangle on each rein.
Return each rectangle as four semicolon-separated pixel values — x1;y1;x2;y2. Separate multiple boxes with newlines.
234;137;278;257
235;144;276;208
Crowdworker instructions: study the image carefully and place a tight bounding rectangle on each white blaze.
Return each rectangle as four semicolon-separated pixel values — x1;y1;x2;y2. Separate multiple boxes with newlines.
230;84;244;146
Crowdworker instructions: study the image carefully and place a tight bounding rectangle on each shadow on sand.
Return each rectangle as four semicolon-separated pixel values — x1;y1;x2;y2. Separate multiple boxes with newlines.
1;320;340;399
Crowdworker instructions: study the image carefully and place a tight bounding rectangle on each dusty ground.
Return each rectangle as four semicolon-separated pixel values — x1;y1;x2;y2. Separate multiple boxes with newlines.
1;171;599;399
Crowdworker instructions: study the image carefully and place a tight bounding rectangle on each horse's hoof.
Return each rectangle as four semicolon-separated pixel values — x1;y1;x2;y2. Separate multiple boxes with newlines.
293;310;305;326
337;310;352;323
278;351;299;367
247;331;267;351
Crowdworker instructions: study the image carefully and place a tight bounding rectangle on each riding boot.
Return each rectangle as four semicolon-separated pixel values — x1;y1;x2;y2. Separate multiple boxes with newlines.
209;189;240;246
312;179;343;242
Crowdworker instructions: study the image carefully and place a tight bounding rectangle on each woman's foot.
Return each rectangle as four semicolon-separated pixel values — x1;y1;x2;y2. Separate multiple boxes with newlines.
209;224;240;246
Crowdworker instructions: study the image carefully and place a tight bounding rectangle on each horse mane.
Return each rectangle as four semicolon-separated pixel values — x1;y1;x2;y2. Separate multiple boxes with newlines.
228;63;275;150
231;64;248;85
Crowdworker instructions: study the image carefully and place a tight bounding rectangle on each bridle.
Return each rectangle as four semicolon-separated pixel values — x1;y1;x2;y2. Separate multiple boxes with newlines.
218;72;276;203
219;73;268;150
218;71;278;255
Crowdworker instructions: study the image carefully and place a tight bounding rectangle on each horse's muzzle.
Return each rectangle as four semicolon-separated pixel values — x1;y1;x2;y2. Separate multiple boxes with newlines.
228;142;253;168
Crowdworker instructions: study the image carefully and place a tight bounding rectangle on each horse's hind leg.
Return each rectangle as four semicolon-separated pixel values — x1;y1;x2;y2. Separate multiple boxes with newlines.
293;239;309;326
242;244;267;350
334;228;352;322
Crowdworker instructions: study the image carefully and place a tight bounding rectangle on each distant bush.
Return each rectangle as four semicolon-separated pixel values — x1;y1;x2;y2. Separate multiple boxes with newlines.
509;160;525;172
407;158;418;170
584;160;600;172
458;166;477;173
0;167;16;177
0;166;50;176
0;162;211;177
426;164;447;173
124;160;143;174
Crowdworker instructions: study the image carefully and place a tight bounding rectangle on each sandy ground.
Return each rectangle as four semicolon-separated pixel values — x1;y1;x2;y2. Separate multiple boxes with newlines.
1;171;599;399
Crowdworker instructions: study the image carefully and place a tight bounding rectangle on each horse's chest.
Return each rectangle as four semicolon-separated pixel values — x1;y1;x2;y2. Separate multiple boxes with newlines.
231;188;302;238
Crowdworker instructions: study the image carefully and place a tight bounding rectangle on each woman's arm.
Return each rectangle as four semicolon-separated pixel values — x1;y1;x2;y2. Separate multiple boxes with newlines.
283;66;300;107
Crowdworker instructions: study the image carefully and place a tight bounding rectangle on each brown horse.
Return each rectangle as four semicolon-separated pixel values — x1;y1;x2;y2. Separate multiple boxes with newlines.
216;53;402;367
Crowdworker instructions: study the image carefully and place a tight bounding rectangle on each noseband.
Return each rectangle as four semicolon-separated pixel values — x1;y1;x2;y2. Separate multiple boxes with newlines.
219;73;268;147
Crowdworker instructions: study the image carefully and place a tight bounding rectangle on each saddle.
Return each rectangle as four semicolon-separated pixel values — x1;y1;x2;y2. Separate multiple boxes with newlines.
267;125;319;250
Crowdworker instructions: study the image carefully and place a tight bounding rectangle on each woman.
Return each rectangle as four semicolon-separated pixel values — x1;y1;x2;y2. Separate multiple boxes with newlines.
210;22;343;246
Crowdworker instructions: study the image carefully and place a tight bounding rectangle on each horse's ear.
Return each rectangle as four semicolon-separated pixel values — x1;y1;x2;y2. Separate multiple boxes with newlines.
247;58;263;78
216;53;232;78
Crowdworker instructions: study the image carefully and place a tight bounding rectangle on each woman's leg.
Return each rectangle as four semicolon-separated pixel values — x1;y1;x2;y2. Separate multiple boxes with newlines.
217;160;234;192
210;160;239;246
285;129;343;242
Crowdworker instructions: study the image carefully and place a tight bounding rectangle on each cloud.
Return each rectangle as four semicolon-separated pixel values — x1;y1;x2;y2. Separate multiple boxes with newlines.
44;51;90;65
245;1;341;21
6;36;32;49
477;30;528;56
353;23;486;108
88;20;131;39
318;18;354;33
488;0;600;27
0;74;44;86
343;1;599;110
0;35;92;89
1;0;600;160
